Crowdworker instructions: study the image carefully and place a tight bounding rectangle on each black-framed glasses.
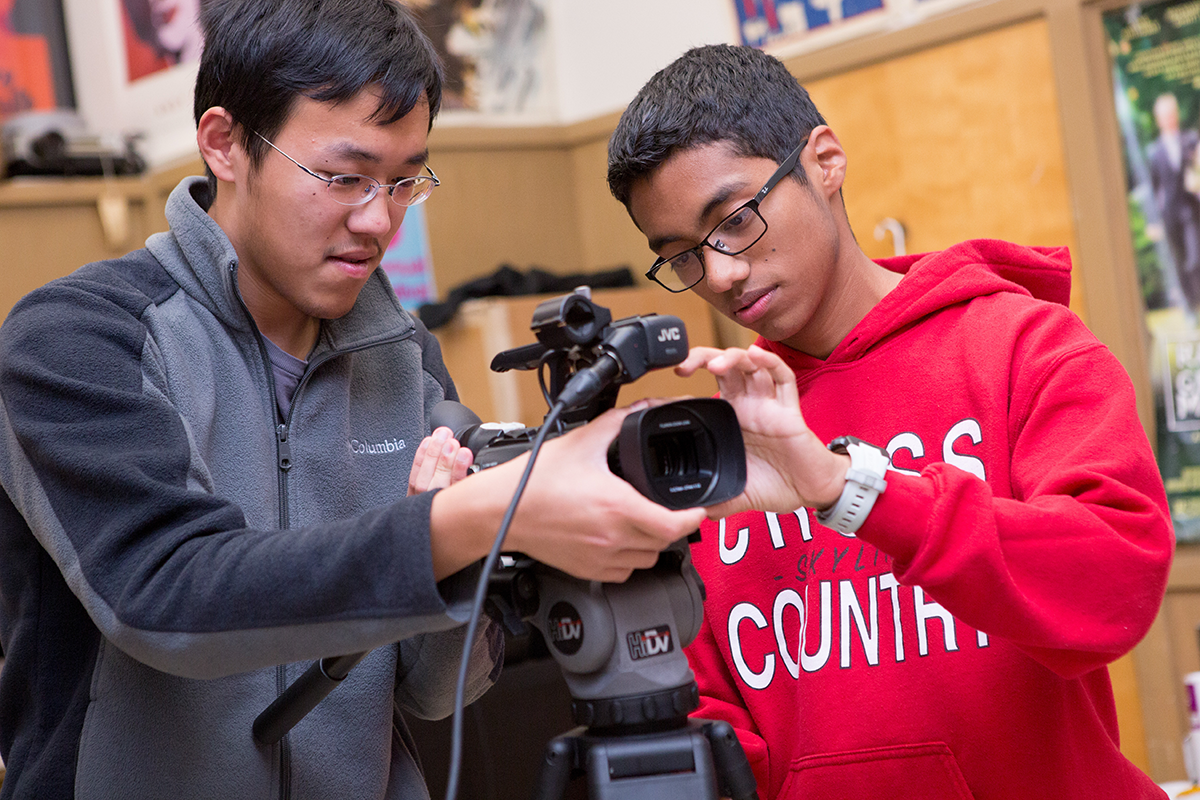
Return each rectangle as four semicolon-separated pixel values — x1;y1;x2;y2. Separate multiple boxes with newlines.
253;131;440;208
647;137;808;293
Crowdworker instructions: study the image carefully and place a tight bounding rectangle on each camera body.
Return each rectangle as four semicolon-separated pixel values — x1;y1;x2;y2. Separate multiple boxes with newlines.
451;398;743;511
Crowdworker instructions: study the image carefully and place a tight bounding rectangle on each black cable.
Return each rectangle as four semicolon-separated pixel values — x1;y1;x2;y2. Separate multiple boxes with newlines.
442;398;567;800
538;356;553;410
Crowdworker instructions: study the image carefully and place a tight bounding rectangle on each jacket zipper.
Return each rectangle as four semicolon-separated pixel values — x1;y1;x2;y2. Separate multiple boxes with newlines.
227;262;296;800
229;261;420;799
274;421;292;800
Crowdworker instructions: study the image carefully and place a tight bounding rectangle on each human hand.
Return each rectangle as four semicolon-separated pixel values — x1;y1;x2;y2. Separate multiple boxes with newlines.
675;345;847;517
431;403;708;583
502;404;709;582
408;427;474;496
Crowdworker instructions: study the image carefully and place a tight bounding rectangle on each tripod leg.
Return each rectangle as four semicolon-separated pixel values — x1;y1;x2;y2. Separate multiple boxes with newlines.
700;720;759;800
531;733;578;800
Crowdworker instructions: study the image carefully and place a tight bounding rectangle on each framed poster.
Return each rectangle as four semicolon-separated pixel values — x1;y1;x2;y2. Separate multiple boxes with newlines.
62;0;204;167
406;0;551;118
1;0;74;123
1104;0;1200;540
733;0;885;49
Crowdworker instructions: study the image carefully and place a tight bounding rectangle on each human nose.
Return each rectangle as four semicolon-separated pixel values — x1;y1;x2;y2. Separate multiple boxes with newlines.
702;248;750;294
346;188;399;237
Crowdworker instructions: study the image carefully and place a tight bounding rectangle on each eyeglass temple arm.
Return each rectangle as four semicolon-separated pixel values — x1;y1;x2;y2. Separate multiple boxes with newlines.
754;137;808;204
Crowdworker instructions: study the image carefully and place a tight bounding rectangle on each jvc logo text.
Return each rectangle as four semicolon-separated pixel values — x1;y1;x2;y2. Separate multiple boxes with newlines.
627;625;674;660
657;327;682;342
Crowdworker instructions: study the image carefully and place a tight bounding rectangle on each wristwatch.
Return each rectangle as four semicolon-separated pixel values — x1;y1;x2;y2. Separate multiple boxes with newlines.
815;436;890;535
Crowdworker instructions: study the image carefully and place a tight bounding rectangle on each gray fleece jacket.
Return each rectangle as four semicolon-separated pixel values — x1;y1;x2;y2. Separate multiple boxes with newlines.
0;176;501;799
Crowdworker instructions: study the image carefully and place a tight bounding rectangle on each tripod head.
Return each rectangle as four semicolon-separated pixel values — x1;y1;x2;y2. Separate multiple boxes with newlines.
489;543;760;800
488;539;705;731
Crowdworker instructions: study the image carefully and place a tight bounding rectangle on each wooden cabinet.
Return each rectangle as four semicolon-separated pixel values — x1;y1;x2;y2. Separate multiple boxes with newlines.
0;160;197;320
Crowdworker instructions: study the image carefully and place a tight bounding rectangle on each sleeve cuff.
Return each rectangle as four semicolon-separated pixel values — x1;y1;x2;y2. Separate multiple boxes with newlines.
854;470;937;568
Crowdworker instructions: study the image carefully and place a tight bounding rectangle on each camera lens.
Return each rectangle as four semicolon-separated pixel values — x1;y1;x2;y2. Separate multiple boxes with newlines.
648;431;701;478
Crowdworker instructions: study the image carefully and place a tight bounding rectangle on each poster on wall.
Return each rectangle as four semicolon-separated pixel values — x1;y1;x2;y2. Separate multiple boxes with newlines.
1104;0;1200;540
119;0;205;83
1;0;73;124
382;204;438;311
731;0;885;50
404;0;550;117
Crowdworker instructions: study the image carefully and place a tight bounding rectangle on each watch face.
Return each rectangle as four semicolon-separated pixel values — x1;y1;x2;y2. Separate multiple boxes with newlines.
828;436;889;459
827;435;855;455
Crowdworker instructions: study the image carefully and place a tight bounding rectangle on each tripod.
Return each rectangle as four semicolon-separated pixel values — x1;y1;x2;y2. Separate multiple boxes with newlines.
485;543;758;800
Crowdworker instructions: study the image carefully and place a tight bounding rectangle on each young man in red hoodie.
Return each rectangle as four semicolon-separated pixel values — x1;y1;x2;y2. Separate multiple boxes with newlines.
607;43;1175;799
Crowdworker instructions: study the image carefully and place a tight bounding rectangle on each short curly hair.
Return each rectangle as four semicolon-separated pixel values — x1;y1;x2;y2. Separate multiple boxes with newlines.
607;44;824;208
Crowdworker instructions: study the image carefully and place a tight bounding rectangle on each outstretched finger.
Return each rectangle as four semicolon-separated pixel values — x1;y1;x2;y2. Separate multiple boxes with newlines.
746;345;799;389
675;346;734;377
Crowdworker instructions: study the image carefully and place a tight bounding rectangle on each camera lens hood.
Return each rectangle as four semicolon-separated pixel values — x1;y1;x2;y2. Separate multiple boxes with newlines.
611;398;746;510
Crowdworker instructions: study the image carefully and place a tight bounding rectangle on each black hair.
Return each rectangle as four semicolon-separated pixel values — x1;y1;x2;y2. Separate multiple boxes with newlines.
194;0;443;193
607;44;825;208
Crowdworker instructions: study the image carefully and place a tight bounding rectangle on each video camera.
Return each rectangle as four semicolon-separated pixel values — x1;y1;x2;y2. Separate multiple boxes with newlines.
433;288;757;800
433;287;747;510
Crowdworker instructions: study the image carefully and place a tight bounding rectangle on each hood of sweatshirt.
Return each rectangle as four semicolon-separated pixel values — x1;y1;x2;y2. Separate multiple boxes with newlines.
759;238;1072;370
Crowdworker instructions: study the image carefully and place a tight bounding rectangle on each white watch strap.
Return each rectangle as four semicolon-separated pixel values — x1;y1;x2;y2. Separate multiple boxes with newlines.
816;440;889;534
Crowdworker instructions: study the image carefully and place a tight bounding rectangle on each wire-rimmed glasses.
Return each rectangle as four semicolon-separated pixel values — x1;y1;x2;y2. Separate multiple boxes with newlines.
647;137;808;293
253;131;440;208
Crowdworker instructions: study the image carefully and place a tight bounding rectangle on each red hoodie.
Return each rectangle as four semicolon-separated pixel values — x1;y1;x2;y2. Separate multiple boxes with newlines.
687;240;1173;799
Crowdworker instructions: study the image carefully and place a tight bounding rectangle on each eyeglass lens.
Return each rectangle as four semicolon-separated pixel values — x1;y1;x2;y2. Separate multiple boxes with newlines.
325;175;436;207
657;205;767;291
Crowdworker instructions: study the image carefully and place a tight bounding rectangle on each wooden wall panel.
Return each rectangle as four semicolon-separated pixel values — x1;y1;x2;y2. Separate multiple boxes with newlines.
421;147;584;291
799;19;1086;321
0;160;192;319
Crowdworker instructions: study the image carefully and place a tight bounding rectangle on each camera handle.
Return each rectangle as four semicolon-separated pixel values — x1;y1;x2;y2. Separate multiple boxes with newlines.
252;651;366;745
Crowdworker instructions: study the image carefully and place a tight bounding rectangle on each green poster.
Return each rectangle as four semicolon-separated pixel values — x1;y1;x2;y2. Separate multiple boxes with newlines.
1105;0;1200;540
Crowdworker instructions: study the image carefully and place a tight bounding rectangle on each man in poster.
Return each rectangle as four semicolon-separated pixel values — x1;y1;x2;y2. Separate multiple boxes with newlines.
1149;91;1200;308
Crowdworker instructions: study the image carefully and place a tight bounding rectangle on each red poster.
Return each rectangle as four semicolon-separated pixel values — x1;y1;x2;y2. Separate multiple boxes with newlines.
0;0;56;122
121;0;204;83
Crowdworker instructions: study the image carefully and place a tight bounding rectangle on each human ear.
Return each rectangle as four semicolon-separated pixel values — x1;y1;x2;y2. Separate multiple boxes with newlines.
807;125;847;198
196;107;240;183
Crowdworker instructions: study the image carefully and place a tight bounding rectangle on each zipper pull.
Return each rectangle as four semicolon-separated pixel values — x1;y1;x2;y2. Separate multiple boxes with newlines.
277;424;292;471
